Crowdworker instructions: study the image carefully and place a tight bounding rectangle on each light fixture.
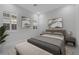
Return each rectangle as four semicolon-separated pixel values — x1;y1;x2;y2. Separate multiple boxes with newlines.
33;4;38;7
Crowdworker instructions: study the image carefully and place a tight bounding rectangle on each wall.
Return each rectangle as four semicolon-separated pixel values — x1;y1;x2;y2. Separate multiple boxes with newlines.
0;4;42;47
45;5;79;54
75;5;79;47
32;13;48;33
69;5;79;55
0;4;47;54
45;5;76;37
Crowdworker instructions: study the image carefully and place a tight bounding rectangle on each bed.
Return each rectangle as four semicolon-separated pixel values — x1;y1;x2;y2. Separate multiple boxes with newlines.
27;28;65;55
15;28;65;55
15;36;65;55
15;34;65;55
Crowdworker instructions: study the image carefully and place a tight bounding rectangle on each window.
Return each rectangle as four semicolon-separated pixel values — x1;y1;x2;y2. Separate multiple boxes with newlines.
2;11;17;30
11;24;17;30
3;23;10;30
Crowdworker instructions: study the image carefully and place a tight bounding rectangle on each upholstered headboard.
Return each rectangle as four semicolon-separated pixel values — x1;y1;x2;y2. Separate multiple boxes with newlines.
46;28;69;41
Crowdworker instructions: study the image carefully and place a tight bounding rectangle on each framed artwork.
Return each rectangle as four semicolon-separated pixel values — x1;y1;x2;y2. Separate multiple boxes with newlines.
3;23;10;30
21;16;31;29
48;17;63;28
11;24;17;30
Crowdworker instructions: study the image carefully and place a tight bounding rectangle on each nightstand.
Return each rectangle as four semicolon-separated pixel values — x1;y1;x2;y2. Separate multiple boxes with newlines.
65;36;76;47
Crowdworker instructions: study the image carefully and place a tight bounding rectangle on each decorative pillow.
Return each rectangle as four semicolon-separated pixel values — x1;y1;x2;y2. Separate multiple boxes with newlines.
51;32;63;35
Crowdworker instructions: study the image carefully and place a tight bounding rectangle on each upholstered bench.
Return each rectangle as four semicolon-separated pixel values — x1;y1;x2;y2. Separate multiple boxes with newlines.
15;42;52;55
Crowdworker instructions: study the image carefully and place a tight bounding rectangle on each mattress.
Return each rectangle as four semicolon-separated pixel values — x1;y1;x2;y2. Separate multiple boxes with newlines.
15;42;52;55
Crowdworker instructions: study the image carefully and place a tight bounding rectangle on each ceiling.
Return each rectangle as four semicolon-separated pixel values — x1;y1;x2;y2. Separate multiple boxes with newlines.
17;4;67;13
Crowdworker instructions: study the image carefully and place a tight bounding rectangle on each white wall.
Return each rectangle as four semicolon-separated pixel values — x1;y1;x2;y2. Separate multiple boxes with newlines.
39;14;48;32
0;4;43;47
46;5;76;37
45;5;79;54
76;5;79;46
31;12;48;33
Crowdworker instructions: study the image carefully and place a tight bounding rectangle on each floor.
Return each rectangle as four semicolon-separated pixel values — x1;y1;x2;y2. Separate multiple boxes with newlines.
0;30;40;55
65;46;75;55
0;41;78;55
0;43;16;55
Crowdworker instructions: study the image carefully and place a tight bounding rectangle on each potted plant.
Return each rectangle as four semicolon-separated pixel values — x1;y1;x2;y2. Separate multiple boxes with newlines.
0;25;8;44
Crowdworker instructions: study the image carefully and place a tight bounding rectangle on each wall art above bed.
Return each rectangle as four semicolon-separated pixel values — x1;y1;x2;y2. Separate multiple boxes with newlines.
48;17;63;29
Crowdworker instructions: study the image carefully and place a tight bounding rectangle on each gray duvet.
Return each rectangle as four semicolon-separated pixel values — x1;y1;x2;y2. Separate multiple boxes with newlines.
28;36;65;55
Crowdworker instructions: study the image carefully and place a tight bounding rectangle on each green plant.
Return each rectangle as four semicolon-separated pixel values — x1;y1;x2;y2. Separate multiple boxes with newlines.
0;26;8;44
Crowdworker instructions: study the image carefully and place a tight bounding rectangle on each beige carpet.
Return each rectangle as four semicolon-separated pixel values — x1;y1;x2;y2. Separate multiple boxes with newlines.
1;45;75;55
7;45;75;55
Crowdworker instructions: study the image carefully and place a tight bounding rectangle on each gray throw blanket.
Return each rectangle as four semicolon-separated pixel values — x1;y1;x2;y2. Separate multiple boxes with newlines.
28;36;65;55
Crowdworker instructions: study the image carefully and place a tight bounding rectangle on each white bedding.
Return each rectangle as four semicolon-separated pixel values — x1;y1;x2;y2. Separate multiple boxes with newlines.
41;34;64;40
15;41;52;55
